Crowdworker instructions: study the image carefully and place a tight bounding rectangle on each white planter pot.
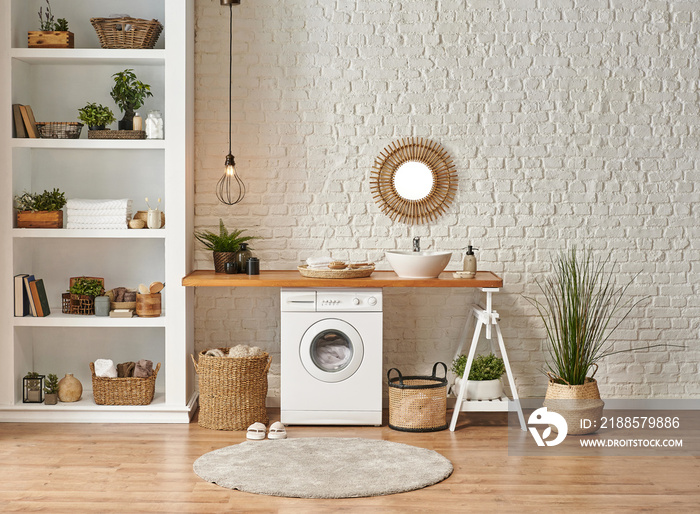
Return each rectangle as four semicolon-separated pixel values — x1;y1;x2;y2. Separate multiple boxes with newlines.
454;377;503;400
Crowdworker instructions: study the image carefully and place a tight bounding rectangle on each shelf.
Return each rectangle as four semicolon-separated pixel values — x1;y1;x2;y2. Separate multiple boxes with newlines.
0;392;198;424
13;311;166;327
13;228;167;239
10;48;166;65
183;270;504;289
11;138;166;149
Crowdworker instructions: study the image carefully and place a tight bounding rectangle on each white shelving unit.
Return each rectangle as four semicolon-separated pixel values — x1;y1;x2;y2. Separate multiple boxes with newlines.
0;0;196;423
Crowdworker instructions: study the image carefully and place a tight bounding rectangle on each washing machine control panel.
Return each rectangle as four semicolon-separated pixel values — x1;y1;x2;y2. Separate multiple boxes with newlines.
317;289;382;312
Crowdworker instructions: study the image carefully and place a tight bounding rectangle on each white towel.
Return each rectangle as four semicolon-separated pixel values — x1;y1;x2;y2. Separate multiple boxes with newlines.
67;215;128;224
314;340;351;370
307;255;333;269
66;199;132;211
66;222;128;229
94;358;118;378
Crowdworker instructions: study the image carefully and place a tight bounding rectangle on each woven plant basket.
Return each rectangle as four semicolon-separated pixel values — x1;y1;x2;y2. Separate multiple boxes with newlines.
213;252;236;274
36;122;83;139
543;374;604;435
88;129;146;140
192;349;271;431
388;362;448;432
91;17;163;49
90;362;160;405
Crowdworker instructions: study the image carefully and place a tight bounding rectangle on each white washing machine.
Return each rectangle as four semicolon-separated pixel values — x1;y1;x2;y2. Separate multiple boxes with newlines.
280;288;383;425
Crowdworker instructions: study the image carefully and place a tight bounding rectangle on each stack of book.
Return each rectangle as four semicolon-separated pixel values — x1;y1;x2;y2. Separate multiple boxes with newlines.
14;274;51;317
12;104;39;138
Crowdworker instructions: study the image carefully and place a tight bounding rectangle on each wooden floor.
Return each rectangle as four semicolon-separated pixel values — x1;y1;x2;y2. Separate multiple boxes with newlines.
1;409;698;513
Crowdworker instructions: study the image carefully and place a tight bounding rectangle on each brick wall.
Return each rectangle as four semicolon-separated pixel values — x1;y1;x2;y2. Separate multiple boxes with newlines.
193;0;699;399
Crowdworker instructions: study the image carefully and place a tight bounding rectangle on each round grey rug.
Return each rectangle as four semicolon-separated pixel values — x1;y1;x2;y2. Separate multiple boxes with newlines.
193;437;453;498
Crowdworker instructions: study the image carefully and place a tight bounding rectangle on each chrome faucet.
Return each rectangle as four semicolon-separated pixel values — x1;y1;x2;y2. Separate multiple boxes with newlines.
413;237;420;252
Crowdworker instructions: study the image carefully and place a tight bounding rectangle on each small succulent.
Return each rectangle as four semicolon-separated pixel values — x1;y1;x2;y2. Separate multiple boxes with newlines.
14;189;67;212
44;374;59;395
55;18;69;31
78;103;116;127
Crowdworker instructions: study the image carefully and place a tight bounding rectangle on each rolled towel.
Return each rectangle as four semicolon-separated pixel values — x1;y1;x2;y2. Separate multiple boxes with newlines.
228;344;264;358
134;359;154;378
94;358;118;378
117;361;135;378
205;348;225;358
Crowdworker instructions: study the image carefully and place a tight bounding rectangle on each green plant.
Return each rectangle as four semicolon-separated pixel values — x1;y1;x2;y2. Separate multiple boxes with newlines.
25;371;40;379
524;248;659;386
69;278;104;297
55;18;69;31
110;69;153;114
78;102;116;127
452;353;505;381
37;0;55;30
44;374;59;395
14;189;66;212
194;219;257;253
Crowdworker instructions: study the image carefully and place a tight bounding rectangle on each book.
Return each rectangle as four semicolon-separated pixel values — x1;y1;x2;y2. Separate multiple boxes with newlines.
14;274;30;316
29;280;43;317
34;279;51;317
12;104;27;138
19;105;38;138
23;275;37;316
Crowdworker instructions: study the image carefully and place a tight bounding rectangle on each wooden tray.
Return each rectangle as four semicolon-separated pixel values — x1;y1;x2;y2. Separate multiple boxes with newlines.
298;264;375;279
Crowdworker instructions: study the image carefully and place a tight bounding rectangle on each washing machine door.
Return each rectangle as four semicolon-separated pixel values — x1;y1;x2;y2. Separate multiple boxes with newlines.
300;318;364;383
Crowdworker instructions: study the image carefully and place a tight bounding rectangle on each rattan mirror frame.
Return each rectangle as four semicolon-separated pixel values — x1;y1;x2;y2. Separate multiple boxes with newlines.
370;138;457;224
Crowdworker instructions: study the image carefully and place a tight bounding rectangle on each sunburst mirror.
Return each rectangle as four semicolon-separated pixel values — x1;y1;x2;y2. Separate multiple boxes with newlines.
370;138;457;224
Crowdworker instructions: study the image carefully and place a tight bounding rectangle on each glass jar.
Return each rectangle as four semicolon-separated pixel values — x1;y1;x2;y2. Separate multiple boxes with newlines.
235;243;253;274
145;110;164;139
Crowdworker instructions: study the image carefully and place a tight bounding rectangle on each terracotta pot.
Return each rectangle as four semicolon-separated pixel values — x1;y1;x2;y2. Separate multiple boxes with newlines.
543;377;604;435
58;373;83;402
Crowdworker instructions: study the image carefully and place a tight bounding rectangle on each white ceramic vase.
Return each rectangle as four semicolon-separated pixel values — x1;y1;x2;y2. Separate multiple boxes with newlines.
454;376;503;400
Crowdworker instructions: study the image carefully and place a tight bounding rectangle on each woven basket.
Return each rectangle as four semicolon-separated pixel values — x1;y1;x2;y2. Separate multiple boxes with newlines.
90;362;160;405
543;376;604;435
297;264;375;279
192;349;271;431
388;362;448;432
36;122;83;139
91;17;163;49
88;129;146;140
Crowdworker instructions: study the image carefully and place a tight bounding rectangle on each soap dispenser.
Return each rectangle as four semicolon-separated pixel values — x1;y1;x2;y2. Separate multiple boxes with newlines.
463;246;479;276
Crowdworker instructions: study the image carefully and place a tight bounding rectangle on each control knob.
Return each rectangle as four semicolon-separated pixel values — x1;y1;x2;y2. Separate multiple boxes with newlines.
353;298;360;305
368;296;377;306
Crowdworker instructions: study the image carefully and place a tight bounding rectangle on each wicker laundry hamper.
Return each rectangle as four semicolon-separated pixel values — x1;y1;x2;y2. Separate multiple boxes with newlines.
388;362;448;432
192;348;270;430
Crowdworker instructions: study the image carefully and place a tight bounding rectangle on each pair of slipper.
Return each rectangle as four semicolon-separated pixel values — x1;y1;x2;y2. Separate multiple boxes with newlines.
246;421;287;440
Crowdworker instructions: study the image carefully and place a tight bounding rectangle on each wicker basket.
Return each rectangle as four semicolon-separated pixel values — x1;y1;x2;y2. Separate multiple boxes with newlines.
297;264;375;279
90;362;160;405
91;17;163;49
388;362;448;432
543;376;604;435
192;349;271;431
36;122;83;139
88;129;146;140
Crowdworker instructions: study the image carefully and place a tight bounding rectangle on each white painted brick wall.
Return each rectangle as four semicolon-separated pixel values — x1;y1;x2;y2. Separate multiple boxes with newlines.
193;0;699;399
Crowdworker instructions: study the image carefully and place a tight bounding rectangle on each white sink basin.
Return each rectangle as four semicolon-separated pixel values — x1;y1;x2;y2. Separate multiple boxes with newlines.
385;250;453;279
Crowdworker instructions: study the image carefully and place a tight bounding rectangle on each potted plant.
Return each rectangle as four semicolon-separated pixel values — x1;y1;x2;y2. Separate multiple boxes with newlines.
28;1;74;49
23;372;45;403
195;219;257;273
78;103;116;131
44;373;59;405
110;69;153;130
525;248;654;435
452;353;505;400
64;277;105;315
15;188;66;228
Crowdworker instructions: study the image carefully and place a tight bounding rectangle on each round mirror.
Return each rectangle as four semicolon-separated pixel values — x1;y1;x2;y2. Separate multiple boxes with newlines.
370;138;457;224
393;161;434;200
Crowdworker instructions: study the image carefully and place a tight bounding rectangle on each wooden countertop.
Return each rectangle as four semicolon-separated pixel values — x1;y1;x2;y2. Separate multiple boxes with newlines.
182;270;503;288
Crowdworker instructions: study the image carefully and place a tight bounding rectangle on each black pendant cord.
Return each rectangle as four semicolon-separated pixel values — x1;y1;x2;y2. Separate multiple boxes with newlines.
216;1;245;206
228;2;232;157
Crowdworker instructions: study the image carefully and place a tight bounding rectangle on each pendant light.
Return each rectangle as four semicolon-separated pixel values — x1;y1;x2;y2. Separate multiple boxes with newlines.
216;0;246;205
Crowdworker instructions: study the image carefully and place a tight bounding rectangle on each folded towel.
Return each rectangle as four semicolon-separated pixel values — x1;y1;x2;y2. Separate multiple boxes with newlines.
205;348;226;358
94;358;118;378
67;212;130;220
66;215;129;225
134;359;154;378
66;199;132;211
66;222;128;229
307;255;332;267
117;361;135;378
